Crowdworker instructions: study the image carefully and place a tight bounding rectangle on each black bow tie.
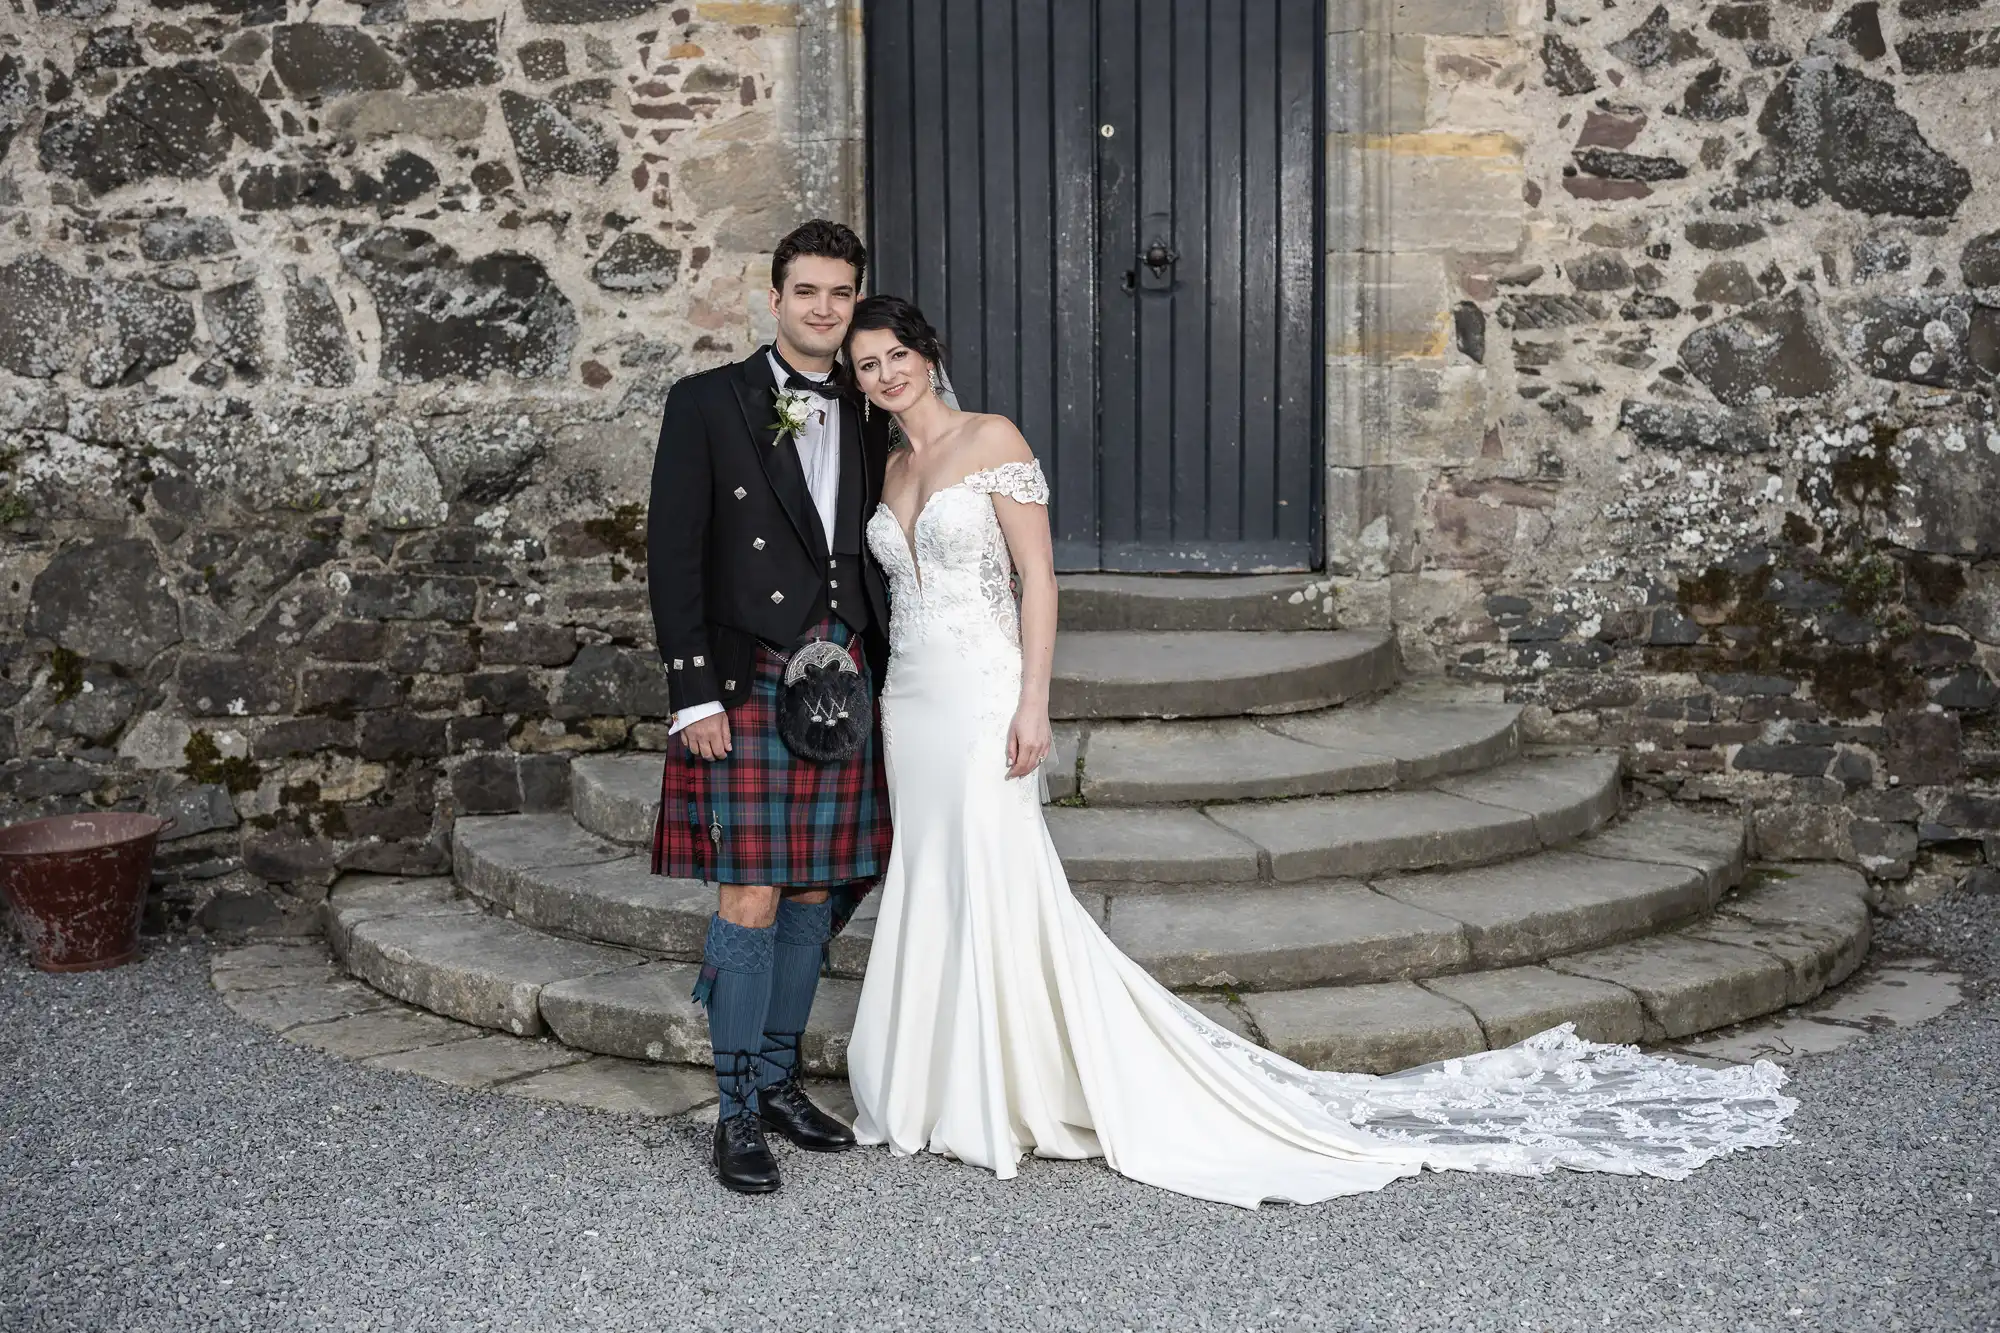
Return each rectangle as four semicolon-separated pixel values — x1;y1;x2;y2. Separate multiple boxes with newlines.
771;349;842;400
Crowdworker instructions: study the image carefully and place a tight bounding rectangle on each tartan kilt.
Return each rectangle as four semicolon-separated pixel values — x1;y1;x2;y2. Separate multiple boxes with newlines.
651;618;891;900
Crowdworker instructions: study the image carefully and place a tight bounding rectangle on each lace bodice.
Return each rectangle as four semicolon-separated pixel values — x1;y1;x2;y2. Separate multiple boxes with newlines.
865;459;1049;672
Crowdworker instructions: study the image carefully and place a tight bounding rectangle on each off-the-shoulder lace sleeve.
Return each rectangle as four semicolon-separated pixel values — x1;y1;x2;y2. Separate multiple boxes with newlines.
962;458;1050;506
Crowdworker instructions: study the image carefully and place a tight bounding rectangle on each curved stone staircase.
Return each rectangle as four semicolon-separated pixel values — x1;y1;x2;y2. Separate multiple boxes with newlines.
325;576;1872;1080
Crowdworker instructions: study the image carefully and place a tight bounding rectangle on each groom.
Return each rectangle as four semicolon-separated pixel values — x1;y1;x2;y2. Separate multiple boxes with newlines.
645;219;894;1194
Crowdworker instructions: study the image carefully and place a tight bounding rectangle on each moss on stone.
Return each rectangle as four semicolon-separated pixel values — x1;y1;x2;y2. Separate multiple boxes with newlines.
184;730;261;794
581;502;647;563
48;647;85;703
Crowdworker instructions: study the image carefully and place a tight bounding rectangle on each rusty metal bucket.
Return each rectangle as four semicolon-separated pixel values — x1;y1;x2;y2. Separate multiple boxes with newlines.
0;812;170;972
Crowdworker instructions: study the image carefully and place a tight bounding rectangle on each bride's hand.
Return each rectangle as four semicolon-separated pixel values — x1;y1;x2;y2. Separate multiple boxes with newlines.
1005;706;1052;780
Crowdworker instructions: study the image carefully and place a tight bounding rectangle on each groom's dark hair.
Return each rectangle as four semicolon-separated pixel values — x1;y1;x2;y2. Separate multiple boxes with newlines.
772;219;868;293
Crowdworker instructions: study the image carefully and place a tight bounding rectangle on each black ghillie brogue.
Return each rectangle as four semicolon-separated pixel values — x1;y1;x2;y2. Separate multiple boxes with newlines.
757;1076;858;1153
713;1112;782;1194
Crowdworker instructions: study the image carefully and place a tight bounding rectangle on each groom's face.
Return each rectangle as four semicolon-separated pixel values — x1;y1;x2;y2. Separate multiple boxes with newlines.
769;255;859;362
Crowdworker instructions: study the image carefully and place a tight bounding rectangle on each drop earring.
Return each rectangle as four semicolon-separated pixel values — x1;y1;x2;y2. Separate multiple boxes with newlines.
928;365;941;392
863;397;870;422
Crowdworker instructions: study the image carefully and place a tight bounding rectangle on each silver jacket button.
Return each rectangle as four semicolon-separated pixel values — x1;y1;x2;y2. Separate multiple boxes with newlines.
829;580;838;589
724;679;736;691
752;538;766;550
734;487;747;499
829;599;839;609
771;590;784;604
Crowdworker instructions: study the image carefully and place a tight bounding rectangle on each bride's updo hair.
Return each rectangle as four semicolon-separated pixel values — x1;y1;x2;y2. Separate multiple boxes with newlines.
845;294;946;371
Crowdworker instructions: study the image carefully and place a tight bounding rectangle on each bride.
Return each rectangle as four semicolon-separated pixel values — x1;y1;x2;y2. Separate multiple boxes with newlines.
839;295;1795;1209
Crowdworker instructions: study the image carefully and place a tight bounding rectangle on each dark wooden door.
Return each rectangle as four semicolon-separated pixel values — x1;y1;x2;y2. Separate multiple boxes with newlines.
866;0;1323;572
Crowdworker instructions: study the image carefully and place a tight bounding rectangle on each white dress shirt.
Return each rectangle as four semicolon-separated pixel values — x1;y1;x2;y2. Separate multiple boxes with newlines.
669;352;842;736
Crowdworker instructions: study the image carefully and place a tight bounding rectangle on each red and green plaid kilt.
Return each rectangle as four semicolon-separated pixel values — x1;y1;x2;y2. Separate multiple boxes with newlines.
650;619;891;896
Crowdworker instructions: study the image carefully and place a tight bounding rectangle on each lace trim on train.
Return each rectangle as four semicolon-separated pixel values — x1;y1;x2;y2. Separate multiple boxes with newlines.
1173;1004;1795;1181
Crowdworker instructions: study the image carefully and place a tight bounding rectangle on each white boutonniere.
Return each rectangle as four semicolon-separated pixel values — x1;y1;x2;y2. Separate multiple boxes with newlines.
771;388;813;444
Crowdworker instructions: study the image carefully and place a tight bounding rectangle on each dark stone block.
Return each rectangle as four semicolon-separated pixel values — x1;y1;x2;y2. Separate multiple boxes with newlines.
1568;253;1634;292
1850;819;1918;878
199;889;282;934
1685;220;1765;251
343;573;478;622
1700;672;1797;696
1609;6;1706;68
338;839;449;876
1733;744;1835;776
1495;294;1602;330
1693;259;1762;306
1621;293;1682;321
1707;4;1771;39
1852;232;1912;280
399;19;502;91
270;24;404;97
39;667;138;746
1830;749;1875;790
1683;64;1749;121
384;625;476;674
79;27;146;72
0;256;196;387
1452;302;1485;363
1506;615;1572;643
479;624;579;667
337;227;577;383
301;666;405;713
340;803;434;842
519;754;570;812
1933;668;2000;712
1679;288;1847;407
1743;63;1971;218
1896;25;2000;75
178;655;293;717
451;753;521;815
28;538;183;670
553;645;675;719
0;55;35;169
1938;791;2000;830
306;619;388;662
498;89;617;185
1619;400;1768;454
517;38;568;82
36;62;272;194
1833;295;1998;389
155;782;239;839
253;716;354;758
1831;4;1887;61
356;710;448;760
448;715;510;750
1574;148;1688;182
0;758;100;800
1884;708;1962;786
1539;35;1598;95
465;669;546;715
521;0;660;21
243;832;337;884
1963;231;2000;288
201;279;265;380
284;273;355;388
591;231;680;292
1648;607;1704;646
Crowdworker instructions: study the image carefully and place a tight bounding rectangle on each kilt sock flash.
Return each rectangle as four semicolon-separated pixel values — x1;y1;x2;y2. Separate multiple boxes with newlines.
758;895;834;1092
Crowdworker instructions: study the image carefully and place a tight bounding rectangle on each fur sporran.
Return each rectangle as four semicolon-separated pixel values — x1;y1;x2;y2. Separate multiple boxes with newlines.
776;638;872;763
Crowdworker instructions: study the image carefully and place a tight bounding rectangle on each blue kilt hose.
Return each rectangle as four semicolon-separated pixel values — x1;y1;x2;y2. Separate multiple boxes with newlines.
651;619;890;921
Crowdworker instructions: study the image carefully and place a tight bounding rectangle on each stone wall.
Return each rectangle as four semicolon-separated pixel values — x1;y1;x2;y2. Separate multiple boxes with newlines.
0;0;845;931
1330;0;1999;904
2;0;1996;934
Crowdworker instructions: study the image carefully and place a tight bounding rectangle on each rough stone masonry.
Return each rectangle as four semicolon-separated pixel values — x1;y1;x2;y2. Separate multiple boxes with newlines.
0;0;1995;933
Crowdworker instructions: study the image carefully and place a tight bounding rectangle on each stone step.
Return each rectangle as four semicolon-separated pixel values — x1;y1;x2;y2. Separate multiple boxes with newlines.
1050;629;1395;720
329;860;1868;1078
445;800;1740;994
1055;573;1340;632
1077;693;1520;804
1056;752;1624;885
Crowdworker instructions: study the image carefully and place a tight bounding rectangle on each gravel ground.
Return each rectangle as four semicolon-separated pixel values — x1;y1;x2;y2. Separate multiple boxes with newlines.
3;894;1997;1333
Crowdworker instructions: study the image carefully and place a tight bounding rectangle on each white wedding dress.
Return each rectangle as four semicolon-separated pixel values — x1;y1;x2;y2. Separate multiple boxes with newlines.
847;458;1796;1209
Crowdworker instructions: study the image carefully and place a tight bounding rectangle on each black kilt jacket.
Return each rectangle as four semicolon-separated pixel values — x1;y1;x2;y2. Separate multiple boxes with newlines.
646;348;893;714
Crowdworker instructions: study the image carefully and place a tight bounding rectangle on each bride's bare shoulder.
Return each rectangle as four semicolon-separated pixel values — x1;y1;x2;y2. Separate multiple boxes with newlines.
961;413;1034;469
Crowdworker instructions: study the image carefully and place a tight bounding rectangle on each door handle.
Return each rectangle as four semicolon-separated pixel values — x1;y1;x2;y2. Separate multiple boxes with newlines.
1143;240;1179;275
